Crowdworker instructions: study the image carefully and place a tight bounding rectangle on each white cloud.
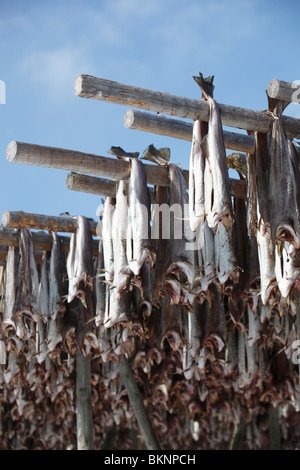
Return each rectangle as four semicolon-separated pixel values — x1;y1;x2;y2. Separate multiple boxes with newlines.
20;45;93;101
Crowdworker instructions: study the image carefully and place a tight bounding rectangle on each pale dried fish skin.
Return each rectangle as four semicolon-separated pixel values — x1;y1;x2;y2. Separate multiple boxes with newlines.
126;158;156;276
3;247;19;336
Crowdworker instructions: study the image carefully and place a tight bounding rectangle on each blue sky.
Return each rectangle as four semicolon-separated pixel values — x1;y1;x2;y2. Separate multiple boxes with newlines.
0;0;300;222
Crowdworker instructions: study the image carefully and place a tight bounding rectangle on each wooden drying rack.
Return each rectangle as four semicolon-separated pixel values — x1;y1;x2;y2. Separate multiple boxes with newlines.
3;75;300;451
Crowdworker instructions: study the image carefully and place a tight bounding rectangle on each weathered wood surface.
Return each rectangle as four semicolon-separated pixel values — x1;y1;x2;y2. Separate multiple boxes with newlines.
74;74;300;138
66;172;118;197
2;210;98;236
7;141;246;198
76;352;94;450
124;109;256;154
267;79;300;104
119;355;160;450
0;227;99;254
6;141;176;187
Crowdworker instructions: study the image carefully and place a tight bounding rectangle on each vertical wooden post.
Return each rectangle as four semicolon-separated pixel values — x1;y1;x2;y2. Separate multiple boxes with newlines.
268;407;280;450
229;416;246;450
118;355;160;450
76;351;94;450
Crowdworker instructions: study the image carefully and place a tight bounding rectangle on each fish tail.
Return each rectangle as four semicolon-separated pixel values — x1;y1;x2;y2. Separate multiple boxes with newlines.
193;72;215;100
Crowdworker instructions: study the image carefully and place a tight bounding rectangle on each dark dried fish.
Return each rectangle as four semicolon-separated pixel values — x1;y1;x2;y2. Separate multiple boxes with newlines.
165;163;194;285
14;229;40;324
268;98;300;249
49;232;66;319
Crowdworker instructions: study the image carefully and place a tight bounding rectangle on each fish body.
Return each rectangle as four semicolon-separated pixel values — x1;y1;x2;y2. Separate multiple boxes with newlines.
38;251;50;320
200;220;215;291
49;232;66;319
3;246;19;336
189;119;207;231
95;243;106;326
126;158;156;275
268;99;300;249
67;216;94;306
102;197;116;283
14;229;40;323
112;180;132;297
256;216;276;305
204;96;233;230
214;221;238;285
165;163;194;285
275;243;300;298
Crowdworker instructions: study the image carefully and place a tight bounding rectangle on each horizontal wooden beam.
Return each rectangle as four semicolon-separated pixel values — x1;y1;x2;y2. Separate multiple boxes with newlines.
123;109;256;154
74;74;300;138
267;79;300;104
66;172;118;197
2;210;98;236
0;245;43;265
0;227;99;254
6;141;175;187
7;141;246;198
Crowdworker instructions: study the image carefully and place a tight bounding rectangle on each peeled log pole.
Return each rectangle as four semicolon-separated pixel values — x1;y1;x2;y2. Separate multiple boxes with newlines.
267;79;300;104
119;355;160;451
66;172;118;197
6;141;246;198
76;352;94;450
6;141;177;187
2;210;98;236
0;227;99;255
124;109;256;154
74;74;300;138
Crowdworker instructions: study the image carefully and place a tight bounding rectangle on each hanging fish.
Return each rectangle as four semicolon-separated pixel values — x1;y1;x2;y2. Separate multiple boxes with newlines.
102;196;116;284
268;97;300;250
112;180;133;297
94;241;106;327
189;119;207;232
37;251;50;321
275;242;300;298
113;150;156;276
165;163;194;285
194;73;233;231
67;215;94;306
49;232;66;319
14;228;40;324
256;212;276;305
127;158;156;275
2;246;19;336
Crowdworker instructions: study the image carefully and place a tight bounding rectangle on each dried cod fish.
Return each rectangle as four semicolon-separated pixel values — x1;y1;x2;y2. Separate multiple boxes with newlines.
2;246;19;336
112;180;133;297
49;232;66;319
189;119;207;232
194;73;233;231
126;157;156;276
256;213;276;305
102;196;116;284
37;252;50;321
14;229;40;324
67;215;94;306
165;163;194;285
268;98;300;250
275;242;300;298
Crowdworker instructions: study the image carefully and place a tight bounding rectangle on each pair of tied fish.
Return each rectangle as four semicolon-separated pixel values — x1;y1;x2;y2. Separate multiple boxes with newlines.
189;73;237;289
253;97;300;303
100;147;156;328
